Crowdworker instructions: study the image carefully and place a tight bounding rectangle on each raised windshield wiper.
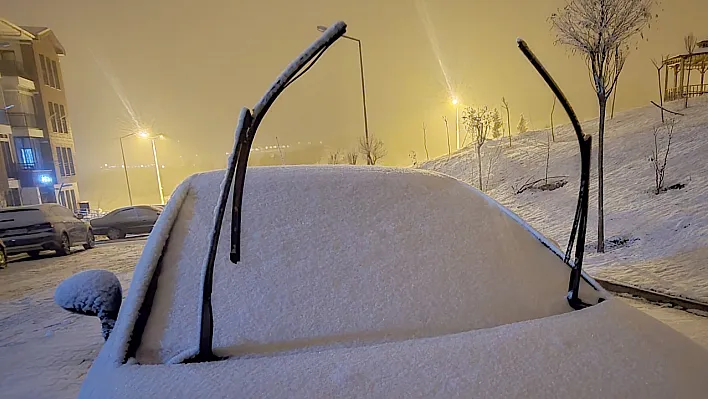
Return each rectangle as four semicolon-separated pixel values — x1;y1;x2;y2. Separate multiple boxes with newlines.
187;22;348;363
517;39;596;310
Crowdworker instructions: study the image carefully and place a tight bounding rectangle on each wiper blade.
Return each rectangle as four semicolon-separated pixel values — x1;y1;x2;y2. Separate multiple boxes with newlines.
517;39;595;310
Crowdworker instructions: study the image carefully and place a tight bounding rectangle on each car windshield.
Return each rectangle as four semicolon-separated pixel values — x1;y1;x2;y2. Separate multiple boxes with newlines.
0;209;46;229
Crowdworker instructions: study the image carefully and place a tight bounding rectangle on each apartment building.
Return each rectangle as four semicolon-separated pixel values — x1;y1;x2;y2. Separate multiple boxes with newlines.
0;18;80;210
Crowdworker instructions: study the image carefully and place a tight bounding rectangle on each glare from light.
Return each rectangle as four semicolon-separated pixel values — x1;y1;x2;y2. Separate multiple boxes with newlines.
452;98;459;106
137;130;149;138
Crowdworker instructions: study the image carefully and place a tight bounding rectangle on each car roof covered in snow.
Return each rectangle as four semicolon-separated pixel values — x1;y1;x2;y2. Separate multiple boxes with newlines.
80;166;708;398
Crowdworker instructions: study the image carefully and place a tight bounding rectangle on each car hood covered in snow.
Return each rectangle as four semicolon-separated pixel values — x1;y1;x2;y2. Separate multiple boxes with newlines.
80;166;708;398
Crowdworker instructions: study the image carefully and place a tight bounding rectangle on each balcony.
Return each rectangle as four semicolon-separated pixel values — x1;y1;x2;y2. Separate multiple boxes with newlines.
6;112;38;128
0;60;32;80
9;162;55;188
5;112;44;138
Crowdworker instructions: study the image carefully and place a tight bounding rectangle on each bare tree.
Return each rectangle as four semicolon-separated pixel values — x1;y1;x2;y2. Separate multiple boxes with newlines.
462;106;496;190
328;150;341;165
484;145;503;192
545;131;551;184
359;136;386;165
491;109;503;139
275;136;285;165
422;122;430;160
650;119;675;194
442;116;451;159
409;151;418;167
551;0;654;253
517;114;528;134
651;56;667;122
345;150;358;165
501;97;512;147
550;96;557;142
684;33;697;108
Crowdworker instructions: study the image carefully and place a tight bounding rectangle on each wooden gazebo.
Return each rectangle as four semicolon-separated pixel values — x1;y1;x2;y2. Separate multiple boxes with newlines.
663;39;708;101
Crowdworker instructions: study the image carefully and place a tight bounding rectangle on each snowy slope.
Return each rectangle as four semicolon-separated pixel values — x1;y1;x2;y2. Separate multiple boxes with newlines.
423;97;708;302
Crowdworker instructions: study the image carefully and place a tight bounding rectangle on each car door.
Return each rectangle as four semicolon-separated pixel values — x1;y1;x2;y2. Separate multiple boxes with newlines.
53;205;84;243
134;206;159;234
113;208;140;234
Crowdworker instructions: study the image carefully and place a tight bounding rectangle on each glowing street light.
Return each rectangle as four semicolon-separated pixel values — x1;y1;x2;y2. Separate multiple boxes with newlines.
118;129;166;206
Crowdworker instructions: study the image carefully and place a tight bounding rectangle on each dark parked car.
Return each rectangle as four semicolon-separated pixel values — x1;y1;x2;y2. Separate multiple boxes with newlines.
0;204;95;257
90;205;161;240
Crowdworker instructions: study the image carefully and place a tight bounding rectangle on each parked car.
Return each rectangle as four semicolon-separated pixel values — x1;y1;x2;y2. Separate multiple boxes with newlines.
0;204;94;257
90;205;162;240
55;23;708;398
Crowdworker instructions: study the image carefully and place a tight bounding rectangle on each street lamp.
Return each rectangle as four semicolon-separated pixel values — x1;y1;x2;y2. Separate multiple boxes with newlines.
119;130;166;206
317;25;371;165
452;97;460;150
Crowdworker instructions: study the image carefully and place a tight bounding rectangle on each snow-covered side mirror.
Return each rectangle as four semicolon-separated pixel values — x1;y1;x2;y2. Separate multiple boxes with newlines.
54;270;122;340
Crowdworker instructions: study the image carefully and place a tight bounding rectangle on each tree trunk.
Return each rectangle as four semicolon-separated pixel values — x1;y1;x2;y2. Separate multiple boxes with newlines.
597;98;607;253
685;56;693;109
550;97;556;142
657;69;664;123
506;109;511;147
701;72;705;95
476;144;483;191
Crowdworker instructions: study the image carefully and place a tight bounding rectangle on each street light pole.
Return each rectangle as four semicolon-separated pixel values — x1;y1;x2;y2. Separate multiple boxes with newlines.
150;138;165;205
456;104;460;150
119;134;134;206
317;25;371;165
452;98;460;150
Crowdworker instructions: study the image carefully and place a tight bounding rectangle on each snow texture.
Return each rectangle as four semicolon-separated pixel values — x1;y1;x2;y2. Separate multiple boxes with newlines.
423;96;708;303
77;166;708;398
54;269;122;340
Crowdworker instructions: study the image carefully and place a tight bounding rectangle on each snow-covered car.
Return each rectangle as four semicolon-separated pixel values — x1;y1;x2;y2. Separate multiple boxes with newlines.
55;22;708;398
0;203;95;257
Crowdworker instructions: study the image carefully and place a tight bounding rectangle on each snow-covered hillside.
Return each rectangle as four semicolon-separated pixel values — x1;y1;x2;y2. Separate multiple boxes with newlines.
422;97;708;303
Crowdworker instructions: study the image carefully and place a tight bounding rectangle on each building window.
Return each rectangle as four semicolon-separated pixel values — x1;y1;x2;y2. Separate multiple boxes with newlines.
56;146;65;176
47;58;56;88
61;147;70;176
39;55;49;86
51;60;61;90
48;102;57;132
21;148;35;167
66;147;75;175
59;190;67;207
68;189;77;210
1;141;13;177
59;105;68;133
53;103;63;132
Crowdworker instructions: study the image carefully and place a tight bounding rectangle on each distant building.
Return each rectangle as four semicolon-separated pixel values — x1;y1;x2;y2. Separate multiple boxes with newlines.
0;18;80;209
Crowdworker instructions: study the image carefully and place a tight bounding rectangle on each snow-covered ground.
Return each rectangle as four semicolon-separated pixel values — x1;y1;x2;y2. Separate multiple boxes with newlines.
0;242;142;399
423;96;708;303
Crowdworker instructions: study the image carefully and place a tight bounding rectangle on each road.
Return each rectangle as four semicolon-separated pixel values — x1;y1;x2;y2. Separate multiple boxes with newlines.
0;239;706;399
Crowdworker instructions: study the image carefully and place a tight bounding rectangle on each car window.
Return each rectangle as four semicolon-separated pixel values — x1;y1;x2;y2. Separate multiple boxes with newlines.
52;206;76;219
136;207;158;217
0;209;46;229
114;208;138;219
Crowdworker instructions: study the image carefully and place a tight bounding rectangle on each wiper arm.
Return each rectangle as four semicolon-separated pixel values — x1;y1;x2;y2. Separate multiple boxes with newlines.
517;39;594;310
187;22;348;363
